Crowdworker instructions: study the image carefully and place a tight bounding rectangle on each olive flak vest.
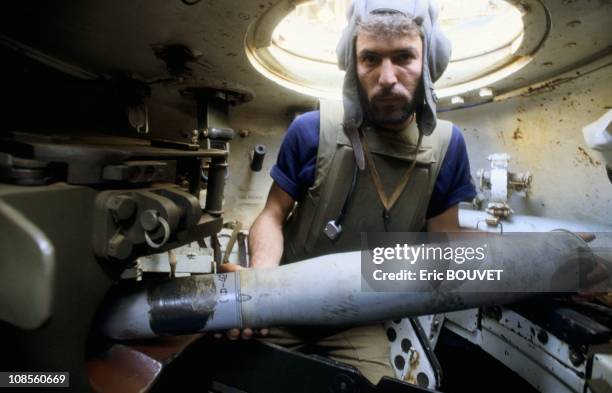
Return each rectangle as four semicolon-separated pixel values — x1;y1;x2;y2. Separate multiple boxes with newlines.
283;99;453;264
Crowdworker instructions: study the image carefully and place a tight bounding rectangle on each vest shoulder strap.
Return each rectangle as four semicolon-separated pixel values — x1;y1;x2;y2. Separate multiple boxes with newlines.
423;119;453;196
315;99;345;190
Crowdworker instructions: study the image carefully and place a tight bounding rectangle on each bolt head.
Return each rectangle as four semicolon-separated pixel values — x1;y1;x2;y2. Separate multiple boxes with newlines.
108;233;133;259
108;195;136;221
537;329;549;345
569;348;585;366
140;209;160;231
333;375;354;393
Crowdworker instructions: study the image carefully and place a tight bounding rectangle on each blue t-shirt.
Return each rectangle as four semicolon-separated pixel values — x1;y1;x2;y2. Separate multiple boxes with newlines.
271;111;476;219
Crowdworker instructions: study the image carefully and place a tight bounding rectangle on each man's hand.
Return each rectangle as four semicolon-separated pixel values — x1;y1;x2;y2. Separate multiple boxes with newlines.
575;233;611;297
218;262;243;273
216;326;270;341
212;182;293;340
214;263;270;340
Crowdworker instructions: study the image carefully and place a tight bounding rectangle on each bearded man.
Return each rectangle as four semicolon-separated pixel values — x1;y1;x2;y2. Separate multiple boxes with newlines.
222;0;476;383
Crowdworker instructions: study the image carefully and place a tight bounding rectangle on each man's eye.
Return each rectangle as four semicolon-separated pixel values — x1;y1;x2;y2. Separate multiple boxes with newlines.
361;55;378;65
394;53;413;64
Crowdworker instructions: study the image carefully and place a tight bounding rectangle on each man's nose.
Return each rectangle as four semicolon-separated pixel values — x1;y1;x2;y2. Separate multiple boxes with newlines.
378;58;397;88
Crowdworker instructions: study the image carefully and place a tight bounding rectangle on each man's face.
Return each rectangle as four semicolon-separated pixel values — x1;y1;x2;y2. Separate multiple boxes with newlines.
356;31;423;129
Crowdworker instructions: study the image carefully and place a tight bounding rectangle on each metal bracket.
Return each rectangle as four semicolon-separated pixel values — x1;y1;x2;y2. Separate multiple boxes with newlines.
93;185;222;261
476;153;532;221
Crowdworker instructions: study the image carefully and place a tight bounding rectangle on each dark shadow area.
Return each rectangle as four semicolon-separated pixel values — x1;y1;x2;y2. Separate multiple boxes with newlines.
435;328;538;393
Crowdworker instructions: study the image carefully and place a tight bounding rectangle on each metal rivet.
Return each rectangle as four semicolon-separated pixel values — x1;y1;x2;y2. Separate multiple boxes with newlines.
537;329;548;344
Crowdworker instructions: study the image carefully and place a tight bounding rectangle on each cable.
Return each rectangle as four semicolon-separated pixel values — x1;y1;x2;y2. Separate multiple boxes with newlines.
336;158;359;227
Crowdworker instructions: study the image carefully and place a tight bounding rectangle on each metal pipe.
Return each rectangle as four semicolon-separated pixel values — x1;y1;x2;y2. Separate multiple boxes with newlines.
250;144;266;172
203;157;226;216
101;232;605;340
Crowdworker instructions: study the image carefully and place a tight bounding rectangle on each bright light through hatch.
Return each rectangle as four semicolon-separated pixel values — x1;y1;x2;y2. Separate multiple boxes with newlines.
246;0;527;100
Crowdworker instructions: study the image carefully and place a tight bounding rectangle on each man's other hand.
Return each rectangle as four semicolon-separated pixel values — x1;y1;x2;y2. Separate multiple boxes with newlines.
219;262;243;273
215;327;270;341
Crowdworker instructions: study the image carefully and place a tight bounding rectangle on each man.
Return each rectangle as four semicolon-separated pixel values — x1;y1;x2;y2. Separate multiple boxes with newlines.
222;0;476;383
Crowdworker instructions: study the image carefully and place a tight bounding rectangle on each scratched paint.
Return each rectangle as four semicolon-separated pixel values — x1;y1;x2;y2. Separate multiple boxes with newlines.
148;275;218;335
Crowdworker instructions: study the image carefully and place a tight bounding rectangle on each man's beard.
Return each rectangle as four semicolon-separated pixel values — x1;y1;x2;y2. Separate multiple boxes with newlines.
364;99;414;126
362;87;420;128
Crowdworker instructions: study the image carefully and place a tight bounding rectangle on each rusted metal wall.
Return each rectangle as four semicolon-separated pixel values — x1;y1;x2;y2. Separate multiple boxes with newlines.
443;64;611;226
225;110;293;225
